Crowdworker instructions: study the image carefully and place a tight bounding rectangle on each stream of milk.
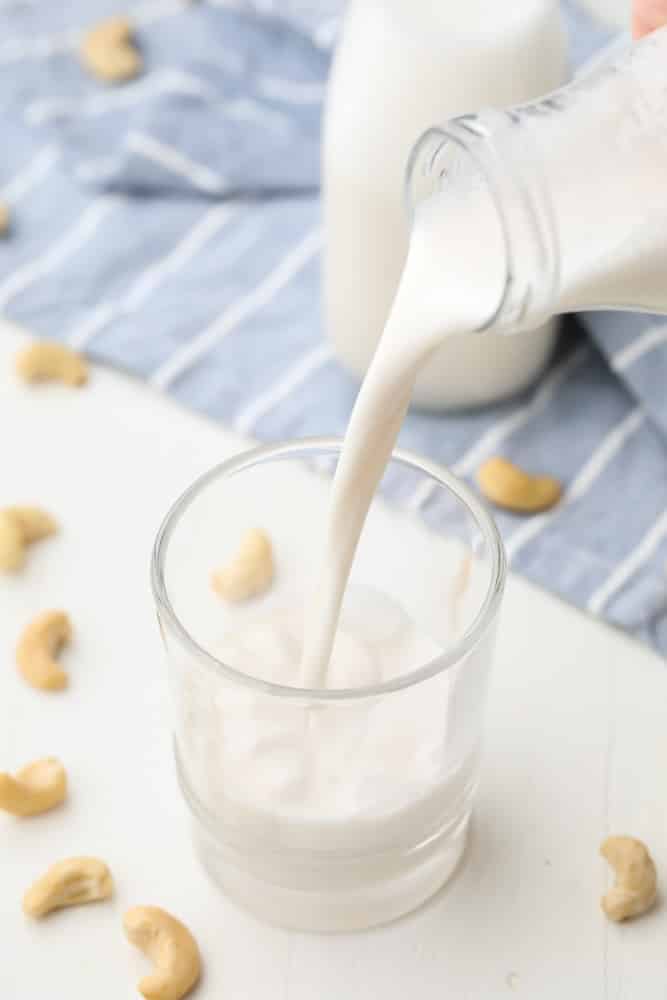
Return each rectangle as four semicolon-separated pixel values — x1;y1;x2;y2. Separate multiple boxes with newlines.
300;183;507;687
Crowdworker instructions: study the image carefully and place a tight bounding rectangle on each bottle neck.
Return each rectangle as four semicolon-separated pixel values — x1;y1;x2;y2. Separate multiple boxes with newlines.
406;111;561;335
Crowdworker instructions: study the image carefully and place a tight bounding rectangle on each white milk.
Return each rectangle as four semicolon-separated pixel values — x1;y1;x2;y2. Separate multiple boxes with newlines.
302;182;506;683
183;583;485;930
323;0;567;409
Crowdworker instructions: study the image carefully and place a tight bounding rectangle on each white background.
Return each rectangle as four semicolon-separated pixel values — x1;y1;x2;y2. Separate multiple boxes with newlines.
0;321;665;997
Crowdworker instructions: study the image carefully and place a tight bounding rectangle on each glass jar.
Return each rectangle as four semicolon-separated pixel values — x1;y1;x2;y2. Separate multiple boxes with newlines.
405;27;667;333
322;0;568;410
151;439;506;931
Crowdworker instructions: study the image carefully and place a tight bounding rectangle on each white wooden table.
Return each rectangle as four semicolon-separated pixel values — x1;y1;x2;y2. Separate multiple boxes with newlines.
0;323;665;998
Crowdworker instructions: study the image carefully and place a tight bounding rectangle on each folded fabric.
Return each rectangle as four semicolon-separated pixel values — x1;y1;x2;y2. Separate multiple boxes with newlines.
0;0;666;655
24;7;326;197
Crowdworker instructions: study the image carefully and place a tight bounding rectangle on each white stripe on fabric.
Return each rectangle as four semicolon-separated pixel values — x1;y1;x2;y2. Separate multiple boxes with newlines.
68;204;239;349
225;99;290;135
405;475;441;515
1;146;60;205
133;0;190;26
75;157;121;185
505;408;645;563
26;70;213;125
588;509;667;616
612;323;667;371
68;304;116;349
126;131;226;195
234;343;333;435
151;228;322;390
0;197;119;311
124;205;238;310
407;344;590;512
257;75;325;104
0;29;79;64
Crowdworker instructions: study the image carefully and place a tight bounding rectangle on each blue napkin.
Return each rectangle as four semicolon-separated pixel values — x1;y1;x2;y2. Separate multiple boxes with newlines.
1;0;666;653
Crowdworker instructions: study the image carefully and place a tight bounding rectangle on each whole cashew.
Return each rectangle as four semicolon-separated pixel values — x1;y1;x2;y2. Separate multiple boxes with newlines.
80;16;142;83
601;835;657;921
123;905;201;1000
15;341;88;387
0;757;67;817
16;610;72;691
478;456;562;514
0;505;57;572
23;857;113;918
211;528;274;602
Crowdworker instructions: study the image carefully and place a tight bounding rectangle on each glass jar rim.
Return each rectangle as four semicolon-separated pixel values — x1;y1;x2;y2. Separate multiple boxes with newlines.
151;436;506;702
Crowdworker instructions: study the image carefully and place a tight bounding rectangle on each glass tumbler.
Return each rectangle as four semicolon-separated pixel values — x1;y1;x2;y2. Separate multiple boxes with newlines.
151;438;505;931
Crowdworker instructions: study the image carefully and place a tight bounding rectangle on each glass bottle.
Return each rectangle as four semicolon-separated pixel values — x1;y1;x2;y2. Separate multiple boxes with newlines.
406;26;667;335
323;0;568;409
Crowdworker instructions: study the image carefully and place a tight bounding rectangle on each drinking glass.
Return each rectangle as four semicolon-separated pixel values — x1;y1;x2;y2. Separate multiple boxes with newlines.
151;438;505;931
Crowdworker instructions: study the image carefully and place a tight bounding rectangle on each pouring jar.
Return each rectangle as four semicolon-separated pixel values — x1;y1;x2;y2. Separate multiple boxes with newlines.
405;26;667;342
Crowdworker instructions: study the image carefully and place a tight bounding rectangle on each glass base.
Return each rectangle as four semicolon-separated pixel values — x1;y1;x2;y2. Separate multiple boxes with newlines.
191;813;469;932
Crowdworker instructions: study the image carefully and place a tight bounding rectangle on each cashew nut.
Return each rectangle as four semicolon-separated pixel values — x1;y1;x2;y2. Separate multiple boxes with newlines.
211;528;274;602
0;511;24;571
124;905;201;1000
0;200;10;236
601;835;657;922
0;757;67;817
15;341;88;386
80;16;142;83
16;610;72;691
23;857;113;918
477;456;562;514
0;506;58;572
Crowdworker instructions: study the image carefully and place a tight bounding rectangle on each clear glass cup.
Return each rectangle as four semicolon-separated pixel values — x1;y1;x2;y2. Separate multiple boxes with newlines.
151;438;506;931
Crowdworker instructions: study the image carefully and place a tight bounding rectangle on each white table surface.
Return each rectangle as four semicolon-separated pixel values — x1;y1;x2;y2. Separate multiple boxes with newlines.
1;322;665;998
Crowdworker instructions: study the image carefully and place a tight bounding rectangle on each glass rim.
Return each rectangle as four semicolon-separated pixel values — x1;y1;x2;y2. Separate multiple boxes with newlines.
151;436;506;702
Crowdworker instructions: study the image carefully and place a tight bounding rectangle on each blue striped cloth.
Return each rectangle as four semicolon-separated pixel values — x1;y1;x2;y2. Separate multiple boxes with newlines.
1;1;666;654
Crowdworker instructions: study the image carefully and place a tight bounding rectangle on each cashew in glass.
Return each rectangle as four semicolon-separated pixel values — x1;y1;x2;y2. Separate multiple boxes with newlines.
478;456;562;514
16;610;72;691
15;341;88;386
0;505;57;572
0;757;67;817
0;201;10;236
23;857;113;918
80;16;142;83
211;528;274;602
601;835;657;922
124;905;201;1000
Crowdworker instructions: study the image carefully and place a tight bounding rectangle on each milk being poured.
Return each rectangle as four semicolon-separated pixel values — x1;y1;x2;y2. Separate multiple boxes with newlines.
160;26;667;932
301;183;506;685
303;25;667;684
